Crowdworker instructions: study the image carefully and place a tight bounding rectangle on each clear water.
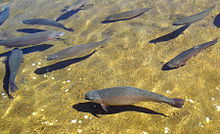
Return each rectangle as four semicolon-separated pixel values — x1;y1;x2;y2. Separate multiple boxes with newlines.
0;0;219;133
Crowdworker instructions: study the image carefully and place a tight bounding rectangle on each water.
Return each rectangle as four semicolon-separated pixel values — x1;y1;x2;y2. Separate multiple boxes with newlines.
0;0;220;133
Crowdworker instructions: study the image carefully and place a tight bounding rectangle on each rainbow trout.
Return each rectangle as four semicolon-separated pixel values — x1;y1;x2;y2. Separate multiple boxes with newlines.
102;8;150;23
23;19;74;31
8;49;23;92
0;31;64;48
85;87;184;112
173;4;216;25
47;37;110;61
162;38;218;70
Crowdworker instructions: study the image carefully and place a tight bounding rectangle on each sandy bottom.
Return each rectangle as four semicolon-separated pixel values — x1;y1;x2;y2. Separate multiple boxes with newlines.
0;0;220;133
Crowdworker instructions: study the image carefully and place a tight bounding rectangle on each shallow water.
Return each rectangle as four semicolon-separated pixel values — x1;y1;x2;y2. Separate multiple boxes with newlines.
0;0;220;134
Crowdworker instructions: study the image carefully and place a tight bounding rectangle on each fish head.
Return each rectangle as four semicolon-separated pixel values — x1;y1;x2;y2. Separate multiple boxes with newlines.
49;31;64;40
85;90;101;102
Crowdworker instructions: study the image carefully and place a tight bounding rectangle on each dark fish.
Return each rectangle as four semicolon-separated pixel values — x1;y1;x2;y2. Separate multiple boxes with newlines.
102;8;151;23
64;0;91;12
149;24;190;43
0;5;10;25
85;87;184;112
0;31;64;48
213;13;220;27
173;4;216;25
47;37;110;61
162;38;218;70
23;19;74;31
8;49;23;92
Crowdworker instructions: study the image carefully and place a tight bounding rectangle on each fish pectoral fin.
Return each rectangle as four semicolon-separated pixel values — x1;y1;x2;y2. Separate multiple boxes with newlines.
80;4;93;10
100;103;108;112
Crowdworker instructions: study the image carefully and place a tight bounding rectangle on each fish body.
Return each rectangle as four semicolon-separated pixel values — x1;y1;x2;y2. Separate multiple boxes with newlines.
162;38;218;70
47;37;109;61
173;4;216;25
8;49;23;92
102;8;150;23
0;31;64;48
85;87;184;111
65;0;90;12
23;19;73;31
0;5;10;25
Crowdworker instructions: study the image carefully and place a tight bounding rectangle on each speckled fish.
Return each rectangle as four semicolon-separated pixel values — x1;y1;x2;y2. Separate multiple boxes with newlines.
173;4;216;25
47;37;110;61
162;38;218;70
102;8;151;23
0;5;10;25
8;49;23;92
85;87;184;111
23;19;74;31
0;31;64;48
64;0;91;12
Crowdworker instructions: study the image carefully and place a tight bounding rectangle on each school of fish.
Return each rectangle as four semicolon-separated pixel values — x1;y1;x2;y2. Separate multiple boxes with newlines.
0;0;219;118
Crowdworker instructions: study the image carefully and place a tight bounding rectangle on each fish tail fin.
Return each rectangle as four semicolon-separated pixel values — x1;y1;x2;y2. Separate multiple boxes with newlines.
80;4;93;10
63;27;74;32
170;98;185;108
9;82;19;92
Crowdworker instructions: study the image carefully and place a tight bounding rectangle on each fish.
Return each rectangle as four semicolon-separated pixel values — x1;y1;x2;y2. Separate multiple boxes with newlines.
162;38;218;70
8;48;23;92
23;19;74;31
173;4;216;25
85;87;185;112
102;8;151;23
64;0;92;12
0;31;64;48
149;24;190;43
0;5;10;25
47;37;110;61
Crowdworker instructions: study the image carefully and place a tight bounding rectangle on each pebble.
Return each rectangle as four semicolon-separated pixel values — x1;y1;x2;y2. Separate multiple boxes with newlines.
197;122;204;127
37;62;42;65
68;68;71;71
40;109;45;112
186;98;195;103
166;90;171;94
210;97;215;101
78;120;82;123
77;129;82;133
51;77;55;80
1;92;5;96
32;77;37;80
32;63;36;66
164;127;169;133
43;74;47;78
71;119;77;123
205;117;210;123
216;106;220;111
67;80;71;83
64;89;69;93
84;115;89;119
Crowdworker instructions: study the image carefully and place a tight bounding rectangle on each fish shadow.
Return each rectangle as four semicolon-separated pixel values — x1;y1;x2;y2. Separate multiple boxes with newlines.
3;57;13;99
0;44;54;57
149;24;190;44
16;28;47;33
213;13;220;27
56;9;80;22
72;102;168;117
34;51;95;75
